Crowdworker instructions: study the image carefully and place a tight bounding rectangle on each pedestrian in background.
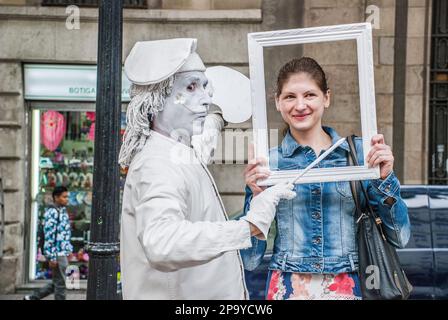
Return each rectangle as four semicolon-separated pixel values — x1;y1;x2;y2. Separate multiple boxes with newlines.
25;186;73;300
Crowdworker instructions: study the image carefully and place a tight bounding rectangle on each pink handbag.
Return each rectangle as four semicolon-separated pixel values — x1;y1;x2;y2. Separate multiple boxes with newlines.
41;110;66;151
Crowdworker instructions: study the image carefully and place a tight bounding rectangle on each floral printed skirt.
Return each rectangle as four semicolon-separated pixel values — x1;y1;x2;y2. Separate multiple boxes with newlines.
266;270;362;300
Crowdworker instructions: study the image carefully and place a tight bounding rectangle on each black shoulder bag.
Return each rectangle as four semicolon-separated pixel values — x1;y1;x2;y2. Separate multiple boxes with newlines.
346;135;413;300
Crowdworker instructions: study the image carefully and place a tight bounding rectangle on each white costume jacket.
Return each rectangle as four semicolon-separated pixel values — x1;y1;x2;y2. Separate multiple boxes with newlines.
120;131;252;299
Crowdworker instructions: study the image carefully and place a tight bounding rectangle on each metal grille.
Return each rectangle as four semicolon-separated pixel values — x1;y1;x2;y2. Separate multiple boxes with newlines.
429;0;448;184
41;0;147;9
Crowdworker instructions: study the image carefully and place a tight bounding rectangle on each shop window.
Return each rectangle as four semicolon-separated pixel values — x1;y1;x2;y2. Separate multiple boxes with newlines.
32;108;127;281
41;0;148;9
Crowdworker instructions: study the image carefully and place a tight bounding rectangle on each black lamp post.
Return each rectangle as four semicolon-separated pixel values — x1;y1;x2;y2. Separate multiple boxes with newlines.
86;0;123;300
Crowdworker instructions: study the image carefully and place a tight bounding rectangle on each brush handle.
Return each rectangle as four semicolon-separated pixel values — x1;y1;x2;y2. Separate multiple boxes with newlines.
291;137;346;184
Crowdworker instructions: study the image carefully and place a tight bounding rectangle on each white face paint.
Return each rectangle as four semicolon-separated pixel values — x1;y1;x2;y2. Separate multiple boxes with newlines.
152;71;213;143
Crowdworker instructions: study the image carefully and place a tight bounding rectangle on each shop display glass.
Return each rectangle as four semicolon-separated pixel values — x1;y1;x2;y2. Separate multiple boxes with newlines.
31;108;127;281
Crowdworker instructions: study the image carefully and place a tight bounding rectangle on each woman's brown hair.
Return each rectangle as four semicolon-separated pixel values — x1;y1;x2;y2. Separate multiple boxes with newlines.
276;57;329;97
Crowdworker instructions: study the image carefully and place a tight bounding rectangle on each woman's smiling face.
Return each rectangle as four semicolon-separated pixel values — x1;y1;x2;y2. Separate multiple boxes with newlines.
276;72;330;134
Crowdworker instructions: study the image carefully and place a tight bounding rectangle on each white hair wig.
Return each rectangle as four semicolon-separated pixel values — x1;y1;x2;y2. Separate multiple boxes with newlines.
118;76;174;168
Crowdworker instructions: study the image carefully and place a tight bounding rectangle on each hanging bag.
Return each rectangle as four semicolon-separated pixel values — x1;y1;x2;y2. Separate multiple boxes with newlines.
346;135;413;300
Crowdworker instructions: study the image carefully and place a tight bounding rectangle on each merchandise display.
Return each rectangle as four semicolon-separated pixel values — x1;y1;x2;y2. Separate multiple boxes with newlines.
35;110;127;280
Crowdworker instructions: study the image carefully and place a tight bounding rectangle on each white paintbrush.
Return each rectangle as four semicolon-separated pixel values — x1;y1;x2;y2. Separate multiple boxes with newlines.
291;137;346;184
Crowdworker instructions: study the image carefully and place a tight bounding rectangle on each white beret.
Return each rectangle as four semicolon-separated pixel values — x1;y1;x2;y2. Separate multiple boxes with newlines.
124;38;206;85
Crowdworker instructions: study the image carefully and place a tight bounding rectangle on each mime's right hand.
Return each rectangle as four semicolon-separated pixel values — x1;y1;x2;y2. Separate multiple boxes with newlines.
242;182;296;240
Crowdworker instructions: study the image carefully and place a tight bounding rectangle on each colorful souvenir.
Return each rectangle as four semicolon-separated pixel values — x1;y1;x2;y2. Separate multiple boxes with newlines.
68;191;78;206
88;122;95;141
76;191;86;205
84;173;93;189
62;171;70;186
39;172;48;187
77;173;86;189
56;172;63;186
41;110;66;152
86;112;96;122
54;149;64;163
39;157;53;169
84;192;92;206
69;158;81;168
69;172;79;188
47;171;57;188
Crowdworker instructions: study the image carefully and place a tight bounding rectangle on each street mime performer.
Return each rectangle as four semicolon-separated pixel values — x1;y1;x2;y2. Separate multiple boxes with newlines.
119;38;296;299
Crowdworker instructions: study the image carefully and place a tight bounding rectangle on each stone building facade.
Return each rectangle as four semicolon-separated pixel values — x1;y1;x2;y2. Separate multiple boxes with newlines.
0;0;435;293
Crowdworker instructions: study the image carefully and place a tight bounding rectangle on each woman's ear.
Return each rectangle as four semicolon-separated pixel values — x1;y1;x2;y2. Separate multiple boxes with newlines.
324;89;331;109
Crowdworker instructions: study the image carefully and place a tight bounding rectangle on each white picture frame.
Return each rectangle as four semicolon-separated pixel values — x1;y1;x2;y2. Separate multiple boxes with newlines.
247;22;381;186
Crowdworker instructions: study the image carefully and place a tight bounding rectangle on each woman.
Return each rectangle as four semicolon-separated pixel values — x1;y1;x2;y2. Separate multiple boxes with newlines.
240;57;411;300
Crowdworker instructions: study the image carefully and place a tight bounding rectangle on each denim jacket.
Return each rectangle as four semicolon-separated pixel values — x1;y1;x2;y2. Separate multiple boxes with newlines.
240;127;411;274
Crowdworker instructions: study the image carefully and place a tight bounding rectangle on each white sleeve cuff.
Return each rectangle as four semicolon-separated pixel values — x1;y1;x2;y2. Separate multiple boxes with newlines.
240;216;269;242
221;220;252;250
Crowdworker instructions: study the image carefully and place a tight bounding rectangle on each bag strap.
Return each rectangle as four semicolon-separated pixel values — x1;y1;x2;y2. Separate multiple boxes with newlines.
347;146;362;220
346;135;387;241
346;136;375;214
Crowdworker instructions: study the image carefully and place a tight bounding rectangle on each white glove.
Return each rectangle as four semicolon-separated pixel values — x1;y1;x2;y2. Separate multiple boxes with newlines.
241;182;296;240
191;113;224;165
